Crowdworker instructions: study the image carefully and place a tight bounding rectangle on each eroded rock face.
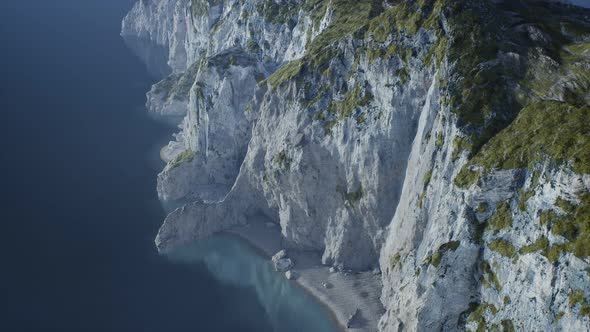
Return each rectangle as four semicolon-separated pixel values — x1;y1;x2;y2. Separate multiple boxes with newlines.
123;0;590;331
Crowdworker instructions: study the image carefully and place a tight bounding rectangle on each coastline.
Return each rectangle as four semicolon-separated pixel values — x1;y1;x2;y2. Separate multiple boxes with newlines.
224;221;384;332
152;129;380;330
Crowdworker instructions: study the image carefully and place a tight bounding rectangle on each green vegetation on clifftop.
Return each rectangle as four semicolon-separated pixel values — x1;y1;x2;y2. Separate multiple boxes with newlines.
452;2;590;183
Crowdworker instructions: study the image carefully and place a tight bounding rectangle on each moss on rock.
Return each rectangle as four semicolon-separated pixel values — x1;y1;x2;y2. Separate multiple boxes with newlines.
488;238;516;258
487;201;512;232
170;149;196;168
519;236;549;255
466;101;590;174
427;240;460;267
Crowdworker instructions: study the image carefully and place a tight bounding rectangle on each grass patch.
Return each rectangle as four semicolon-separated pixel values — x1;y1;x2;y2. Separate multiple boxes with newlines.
435;131;444;148
342;184;364;208
327;83;373;120
427;241;460;267
569;289;585;307
267;59;303;89
465;302;498;332
568;289;590;319
488;238;516;258
519;236;549;255
450;2;590;180
539;209;558;226
467;101;590;174
273;150;292;172
548;194;590;260
481;260;501;290
487;201;512;232
555;311;565;321
501;319;515;332
423;170;432;186
389;253;401;270
476;202;488;213
170;149;196;168
518;189;534;211
417;190;426;209
454;168;480;188
452;136;471;162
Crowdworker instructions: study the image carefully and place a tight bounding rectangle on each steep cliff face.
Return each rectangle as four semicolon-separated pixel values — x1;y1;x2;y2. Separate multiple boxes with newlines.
123;0;590;330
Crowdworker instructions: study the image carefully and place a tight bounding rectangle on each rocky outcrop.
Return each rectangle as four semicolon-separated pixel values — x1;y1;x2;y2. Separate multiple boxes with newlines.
123;0;590;331
271;250;294;272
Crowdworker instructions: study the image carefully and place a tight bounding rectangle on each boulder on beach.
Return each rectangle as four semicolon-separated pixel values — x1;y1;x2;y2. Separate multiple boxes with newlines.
285;270;298;280
272;250;293;272
272;250;287;262
275;258;293;272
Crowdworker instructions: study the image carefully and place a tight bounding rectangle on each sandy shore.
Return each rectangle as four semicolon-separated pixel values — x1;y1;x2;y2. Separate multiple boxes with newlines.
225;221;385;332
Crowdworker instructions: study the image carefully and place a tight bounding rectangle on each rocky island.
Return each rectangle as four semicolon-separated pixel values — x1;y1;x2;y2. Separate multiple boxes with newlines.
122;0;590;330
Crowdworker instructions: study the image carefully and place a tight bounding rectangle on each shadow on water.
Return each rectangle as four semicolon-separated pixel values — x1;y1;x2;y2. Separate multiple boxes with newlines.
167;234;341;332
122;35;172;78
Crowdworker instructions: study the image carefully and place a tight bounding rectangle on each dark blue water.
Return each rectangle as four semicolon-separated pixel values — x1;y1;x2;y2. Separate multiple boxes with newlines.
0;1;339;331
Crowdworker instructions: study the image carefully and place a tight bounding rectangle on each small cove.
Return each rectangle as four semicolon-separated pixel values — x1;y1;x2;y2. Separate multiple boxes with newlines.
168;234;341;332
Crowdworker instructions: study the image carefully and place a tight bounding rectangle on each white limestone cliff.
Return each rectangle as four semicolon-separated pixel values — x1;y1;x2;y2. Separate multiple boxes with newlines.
123;0;590;330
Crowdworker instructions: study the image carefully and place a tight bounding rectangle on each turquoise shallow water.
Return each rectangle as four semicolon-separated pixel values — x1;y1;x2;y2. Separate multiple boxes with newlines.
168;234;341;332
